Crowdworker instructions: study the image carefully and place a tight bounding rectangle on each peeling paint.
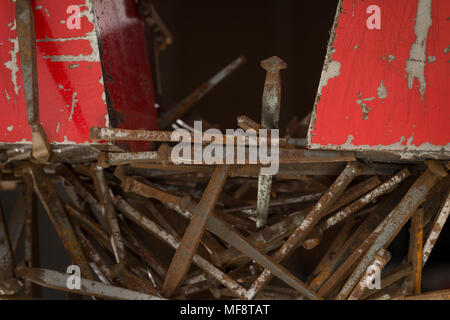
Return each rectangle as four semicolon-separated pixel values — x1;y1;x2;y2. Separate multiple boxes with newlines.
356;93;375;120
38;35;100;62
4;38;20;95
377;81;388;99
318;60;341;94
388;54;396;63
0;0;157;148
311;134;450;159
381;54;396;64
444;46;450;54
308;1;448;158
62;136;77;144
406;133;415;146
405;0;432;99
7;126;13;132
356;102;370;120
69;92;78;122
9;20;16;31
98;76;107;107
37;1;100;63
105;114;110;128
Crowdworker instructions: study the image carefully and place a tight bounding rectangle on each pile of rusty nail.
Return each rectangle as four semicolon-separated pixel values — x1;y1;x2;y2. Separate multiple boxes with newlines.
1;56;450;301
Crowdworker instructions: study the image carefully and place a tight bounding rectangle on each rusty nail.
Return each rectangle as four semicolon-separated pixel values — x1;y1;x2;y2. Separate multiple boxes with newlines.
162;165;230;297
335;161;447;300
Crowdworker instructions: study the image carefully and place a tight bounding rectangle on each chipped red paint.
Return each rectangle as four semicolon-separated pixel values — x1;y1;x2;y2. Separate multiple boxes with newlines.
308;0;450;156
0;0;157;150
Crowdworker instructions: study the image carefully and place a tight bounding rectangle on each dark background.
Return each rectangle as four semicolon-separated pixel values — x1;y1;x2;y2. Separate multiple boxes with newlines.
153;0;338;133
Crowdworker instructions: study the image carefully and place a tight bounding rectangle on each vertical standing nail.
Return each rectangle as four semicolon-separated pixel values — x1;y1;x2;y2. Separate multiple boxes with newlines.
256;56;287;229
256;175;272;228
260;56;287;129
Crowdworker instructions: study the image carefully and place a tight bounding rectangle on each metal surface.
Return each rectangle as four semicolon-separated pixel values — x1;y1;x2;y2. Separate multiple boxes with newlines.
335;161;447;299
162;165;230;297
95;147;356;167
121;176;321;299
316;183;412;297
256;57;287;228
15;267;163;300
246;162;362;299
113;196;249;299
0;9;449;300
92;0;158;152
314;168;410;237
23;186;40;298
403;208;424;295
